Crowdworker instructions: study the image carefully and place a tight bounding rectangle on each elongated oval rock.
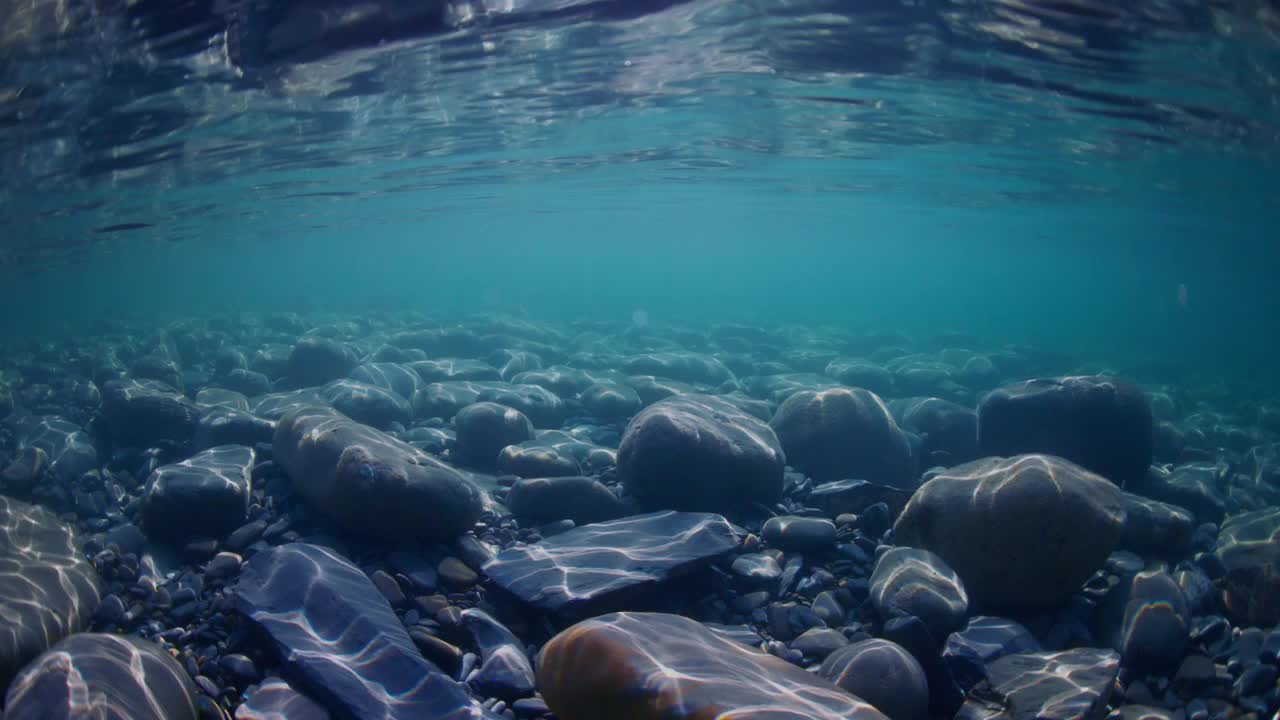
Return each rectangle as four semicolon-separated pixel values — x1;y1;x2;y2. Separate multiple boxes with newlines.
273;405;483;541
482;511;740;620
538;612;889;720
0;496;100;693
3;633;199;720
234;543;497;720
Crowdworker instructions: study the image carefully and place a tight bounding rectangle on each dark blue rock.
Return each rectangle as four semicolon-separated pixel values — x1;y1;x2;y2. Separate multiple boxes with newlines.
580;382;642;419
1095;569;1190;673
618;394;785;513
3;634;199;720
483;511;740;620
141;445;254;541
942;616;1041;693
100;379;199;447
806;479;914;519
978;375;1153;485
5;414;98;483
193;406;275;450
220;368;272;396
505;475;624;526
350;362;423;402
889;397;980;467
235;543;497;720
762;516;836;552
287;337;357;387
871;547;969;638
476;384;565;428
820;639;928;720
460;609;535;701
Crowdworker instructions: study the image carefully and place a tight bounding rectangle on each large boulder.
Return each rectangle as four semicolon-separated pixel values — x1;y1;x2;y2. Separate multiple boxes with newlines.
320;379;413;430
483;511;739;621
0;496;101;693
977;376;1153;485
618;394;785;513
273;406;483;541
100;379;199;447
538;612;889;720
235;543;498;720
771;387;916;488
1215;508;1280;626
894;455;1126;611
3;634;199;720
141;445;254;542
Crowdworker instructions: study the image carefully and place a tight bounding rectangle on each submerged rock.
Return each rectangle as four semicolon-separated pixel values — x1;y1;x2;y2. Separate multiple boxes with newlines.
894;454;1126;611
235;543;497;720
141;444;254;541
273;405;483;541
955;648;1120;720
453;401;535;469
101;379;199;447
770;386;917;488
618;394;785;513
6;415;98;483
505;475;625;526
235;678;331;720
320;379;412;430
1215;508;1280;626
0;496;101;693
870;547;970;638
820;639;929;720
942;616;1041;694
538;612;889;720
483;511;740;620
978;376;1153;485
286;336;357;387
3;634;200;720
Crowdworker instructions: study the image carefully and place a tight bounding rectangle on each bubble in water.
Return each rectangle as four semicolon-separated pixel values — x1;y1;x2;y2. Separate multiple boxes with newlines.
1177;283;1188;308
632;309;649;328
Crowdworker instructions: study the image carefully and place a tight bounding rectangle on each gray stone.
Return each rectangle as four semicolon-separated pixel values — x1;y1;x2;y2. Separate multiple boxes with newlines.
870;546;969;638
820;639;928;720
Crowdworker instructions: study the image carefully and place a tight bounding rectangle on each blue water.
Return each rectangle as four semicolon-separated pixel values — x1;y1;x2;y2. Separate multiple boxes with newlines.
1;0;1278;377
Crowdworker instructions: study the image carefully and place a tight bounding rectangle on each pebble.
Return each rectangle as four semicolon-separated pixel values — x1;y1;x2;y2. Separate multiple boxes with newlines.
762;516;837;552
194;674;221;699
438;557;478;588
205;552;242;580
370;569;407;607
790;627;849;658
224;520;268;553
218;653;259;683
731;553;782;583
410;627;464;675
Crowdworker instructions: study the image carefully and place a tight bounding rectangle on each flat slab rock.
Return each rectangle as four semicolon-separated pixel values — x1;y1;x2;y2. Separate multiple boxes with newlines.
3;633;199;720
956;648;1120;720
538;612;889;720
234;543;498;720
0;496;101;692
482;511;741;620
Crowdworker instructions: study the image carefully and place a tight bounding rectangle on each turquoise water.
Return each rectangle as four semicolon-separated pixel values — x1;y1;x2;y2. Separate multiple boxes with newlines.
1;0;1278;377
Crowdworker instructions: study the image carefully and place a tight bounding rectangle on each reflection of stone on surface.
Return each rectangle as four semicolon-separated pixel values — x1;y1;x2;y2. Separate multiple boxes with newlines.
1216;508;1280;626
235;542;498;720
4;633;199;720
483;511;741;620
538;611;889;720
0;495;101;692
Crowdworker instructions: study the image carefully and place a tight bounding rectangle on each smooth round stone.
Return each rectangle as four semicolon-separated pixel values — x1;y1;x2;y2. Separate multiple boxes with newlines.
942;616;1040;693
762;516;836;552
1;447;48;493
819;639;928;720
539;612;888;720
206;552;243;580
731;553;783;583
790;628;849;658
409;629;463;675
320;379;413;430
4;633;200;720
889;397;980;466
454;402;535;469
101;378;200;447
287;336;356;387
580;383;642;419
505;475;625;526
496;445;582;478
218;654;259;683
618;394;785;514
870;546;969;638
438;557;478;588
769;386;917;488
1215;508;1280;626
141;445;254;542
235;677;331;720
894;454;1126;611
1096;569;1190;673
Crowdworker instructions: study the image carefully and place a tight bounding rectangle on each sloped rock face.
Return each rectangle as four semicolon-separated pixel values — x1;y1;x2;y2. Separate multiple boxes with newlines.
538;612;889;720
0;496;101;694
235;543;498;720
483;511;740;620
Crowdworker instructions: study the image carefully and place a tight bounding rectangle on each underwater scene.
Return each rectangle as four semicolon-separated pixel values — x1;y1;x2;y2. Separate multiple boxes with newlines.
1;0;1280;718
